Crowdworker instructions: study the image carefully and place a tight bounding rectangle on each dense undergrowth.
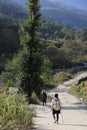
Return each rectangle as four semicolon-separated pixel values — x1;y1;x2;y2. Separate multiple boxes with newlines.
53;71;72;85
0;89;35;130
68;81;87;103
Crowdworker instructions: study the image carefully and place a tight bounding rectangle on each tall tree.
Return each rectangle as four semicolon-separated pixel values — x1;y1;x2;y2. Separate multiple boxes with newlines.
20;0;43;96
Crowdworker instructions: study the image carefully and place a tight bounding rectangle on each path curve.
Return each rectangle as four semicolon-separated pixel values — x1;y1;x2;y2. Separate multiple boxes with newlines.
33;72;87;130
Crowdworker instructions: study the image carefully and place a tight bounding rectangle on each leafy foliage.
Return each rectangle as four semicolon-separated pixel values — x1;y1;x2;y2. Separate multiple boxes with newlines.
20;0;44;96
53;72;72;85
39;20;87;69
0;52;23;88
41;58;53;85
0;18;20;72
1;1;87;95
0;91;34;130
68;79;87;102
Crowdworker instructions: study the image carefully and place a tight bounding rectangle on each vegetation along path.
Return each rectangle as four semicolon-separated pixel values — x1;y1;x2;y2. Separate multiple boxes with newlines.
33;72;87;130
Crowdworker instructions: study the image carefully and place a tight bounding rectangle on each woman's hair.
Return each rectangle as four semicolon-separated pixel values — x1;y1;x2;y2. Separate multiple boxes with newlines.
55;93;58;98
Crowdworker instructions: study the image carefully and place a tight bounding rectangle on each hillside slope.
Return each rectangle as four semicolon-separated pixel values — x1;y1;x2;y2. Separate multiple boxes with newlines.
10;0;87;28
0;0;27;20
40;0;87;28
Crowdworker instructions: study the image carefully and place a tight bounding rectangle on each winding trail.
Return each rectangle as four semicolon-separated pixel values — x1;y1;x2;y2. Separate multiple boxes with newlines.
33;72;87;130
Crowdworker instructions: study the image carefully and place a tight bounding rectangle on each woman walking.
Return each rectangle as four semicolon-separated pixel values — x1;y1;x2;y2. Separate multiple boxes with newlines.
51;93;61;124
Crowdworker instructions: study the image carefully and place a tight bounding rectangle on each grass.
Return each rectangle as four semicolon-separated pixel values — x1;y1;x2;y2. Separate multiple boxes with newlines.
0;91;35;130
53;71;72;85
68;81;87;103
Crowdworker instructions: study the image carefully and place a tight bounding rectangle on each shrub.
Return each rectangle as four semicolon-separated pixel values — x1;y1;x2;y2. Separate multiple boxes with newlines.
28;91;40;104
0;92;35;130
5;79;13;91
68;81;87;101
68;84;79;96
53;72;72;85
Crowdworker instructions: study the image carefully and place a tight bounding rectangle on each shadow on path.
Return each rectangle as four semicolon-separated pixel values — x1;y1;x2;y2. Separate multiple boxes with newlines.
60;123;87;127
62;105;87;111
33;127;52;130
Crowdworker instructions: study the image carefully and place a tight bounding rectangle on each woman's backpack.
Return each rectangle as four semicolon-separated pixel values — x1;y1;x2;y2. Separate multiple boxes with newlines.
53;99;61;111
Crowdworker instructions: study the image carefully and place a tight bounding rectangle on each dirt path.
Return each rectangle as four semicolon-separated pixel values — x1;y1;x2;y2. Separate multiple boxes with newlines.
33;72;87;130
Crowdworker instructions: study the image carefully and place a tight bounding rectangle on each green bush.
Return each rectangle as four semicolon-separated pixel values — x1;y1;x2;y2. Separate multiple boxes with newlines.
31;91;39;101
68;81;87;101
0;92;35;130
68;84;78;96
5;79;13;91
53;72;72;85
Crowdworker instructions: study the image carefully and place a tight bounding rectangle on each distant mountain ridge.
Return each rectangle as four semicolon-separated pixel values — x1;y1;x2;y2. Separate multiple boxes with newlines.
1;0;87;28
11;0;87;11
56;0;87;11
40;0;87;28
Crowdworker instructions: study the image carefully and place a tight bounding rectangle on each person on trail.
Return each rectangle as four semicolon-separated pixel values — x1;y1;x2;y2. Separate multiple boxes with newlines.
41;90;47;106
51;93;61;124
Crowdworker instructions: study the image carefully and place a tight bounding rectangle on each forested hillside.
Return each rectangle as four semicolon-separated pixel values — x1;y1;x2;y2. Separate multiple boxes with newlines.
0;0;87;90
39;20;87;69
0;0;27;19
1;16;87;72
10;0;87;28
0;0;28;72
0;1;87;129
40;0;87;28
0;18;20;72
